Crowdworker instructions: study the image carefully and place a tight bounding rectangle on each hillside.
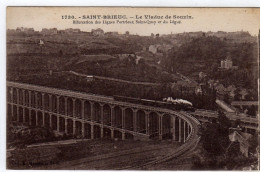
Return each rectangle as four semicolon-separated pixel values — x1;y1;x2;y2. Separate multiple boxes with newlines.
6;30;258;107
163;36;258;89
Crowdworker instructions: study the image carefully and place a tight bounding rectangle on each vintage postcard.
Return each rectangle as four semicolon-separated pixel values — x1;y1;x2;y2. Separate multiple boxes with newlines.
6;7;260;170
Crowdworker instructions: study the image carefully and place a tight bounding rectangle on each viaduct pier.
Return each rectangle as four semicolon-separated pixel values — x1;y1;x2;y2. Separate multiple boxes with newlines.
7;81;199;142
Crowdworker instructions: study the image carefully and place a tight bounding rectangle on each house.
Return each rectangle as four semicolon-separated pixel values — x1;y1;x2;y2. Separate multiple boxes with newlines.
215;84;226;98
221;56;233;69
105;32;118;36
215;84;225;93
229;129;252;157
219;55;238;70
39;39;44;46
16;27;34;34
239;89;249;100
149;45;160;54
215;84;237;99
195;85;203;95
157;44;173;53
226;85;236;98
208;79;221;89
65;28;81;34
7;29;16;35
199;72;207;80
91;28;104;36
41;28;58;35
142;46;148;51
176;80;197;94
86;75;94;82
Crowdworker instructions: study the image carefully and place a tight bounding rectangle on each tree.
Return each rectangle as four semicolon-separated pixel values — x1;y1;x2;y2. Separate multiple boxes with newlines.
199;112;231;156
233;119;241;128
223;93;230;104
244;94;252;101
247;105;256;117
234;93;242;101
248;133;258;154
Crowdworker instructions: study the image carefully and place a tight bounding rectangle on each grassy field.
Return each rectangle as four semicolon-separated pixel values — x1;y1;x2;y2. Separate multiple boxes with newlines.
8;138;181;170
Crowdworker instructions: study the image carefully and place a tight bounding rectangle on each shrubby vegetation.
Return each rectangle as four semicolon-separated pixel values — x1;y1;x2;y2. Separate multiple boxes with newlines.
7;124;58;149
192;112;258;170
7;34;257;111
163;36;257;90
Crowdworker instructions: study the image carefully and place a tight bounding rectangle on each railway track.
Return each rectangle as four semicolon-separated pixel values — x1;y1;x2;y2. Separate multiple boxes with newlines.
8;81;201;170
37;142;178;170
120;113;201;170
52;113;200;170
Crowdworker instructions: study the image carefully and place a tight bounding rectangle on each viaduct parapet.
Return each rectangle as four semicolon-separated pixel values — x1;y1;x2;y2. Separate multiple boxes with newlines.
7;81;200;142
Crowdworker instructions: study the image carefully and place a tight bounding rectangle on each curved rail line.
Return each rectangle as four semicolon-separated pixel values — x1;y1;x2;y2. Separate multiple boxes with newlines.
7;81;201;168
122;112;200;170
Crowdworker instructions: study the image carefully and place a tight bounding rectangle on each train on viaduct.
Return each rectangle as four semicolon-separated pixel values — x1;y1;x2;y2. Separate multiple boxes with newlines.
7;81;200;142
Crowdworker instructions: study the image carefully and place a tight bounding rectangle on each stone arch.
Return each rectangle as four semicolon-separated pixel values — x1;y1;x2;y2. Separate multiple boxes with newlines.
13;88;18;104
24;108;29;124
31;110;36;126
94;125;101;139
148;112;159;136
67;98;73;117
36;92;43;109
103;127;111;138
43;94;50;111
125;108;134;131
13;105;17;121
44;113;50;128
136;110;146;134
75;99;82;118
51;115;57;130
59;96;65;115
84;123;91;139
84;100;91;120
51;95;57;113
7;87;12;103
18;107;23;122
125;133;134;140
18;89;23;105
188;124;192;135
30;91;36;108
114;106;122;128
93;102;101;122
162;114;172;139
114;130;122;139
103;104;111;126
175;116;182;142
184;121;189;141
37;111;43;126
59;117;65;132
75;121;82;137
67;119;73;134
24;90;30;106
7;104;12;122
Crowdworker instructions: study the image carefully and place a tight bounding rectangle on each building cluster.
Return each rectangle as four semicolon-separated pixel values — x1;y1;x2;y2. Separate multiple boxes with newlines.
219;56;238;70
7;27;132;38
146;44;172;55
41;28;58;35
7;27;36;35
207;79;251;101
91;28;104;36
16;27;34;33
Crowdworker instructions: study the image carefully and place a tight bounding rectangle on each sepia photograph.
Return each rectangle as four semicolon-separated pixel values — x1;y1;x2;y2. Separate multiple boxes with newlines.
6;7;260;170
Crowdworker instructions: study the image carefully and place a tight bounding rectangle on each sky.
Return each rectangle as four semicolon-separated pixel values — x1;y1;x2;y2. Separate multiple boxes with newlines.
6;7;260;36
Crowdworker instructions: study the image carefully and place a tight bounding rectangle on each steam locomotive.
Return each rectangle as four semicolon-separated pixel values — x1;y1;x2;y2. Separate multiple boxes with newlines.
113;95;195;112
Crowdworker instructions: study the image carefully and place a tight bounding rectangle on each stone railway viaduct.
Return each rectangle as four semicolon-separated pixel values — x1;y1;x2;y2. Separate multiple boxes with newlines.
7;81;197;142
